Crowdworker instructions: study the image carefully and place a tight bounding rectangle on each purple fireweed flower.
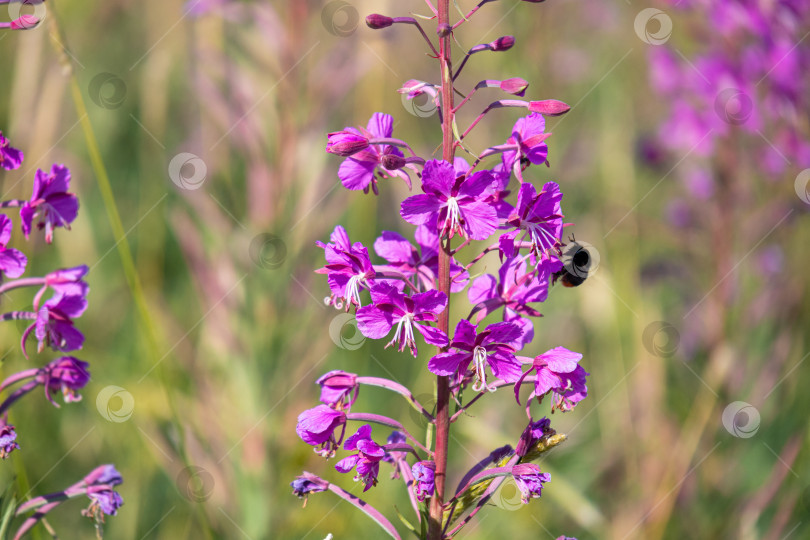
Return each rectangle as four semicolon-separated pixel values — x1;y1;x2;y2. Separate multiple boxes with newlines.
36;356;91;406
382;430;408;469
468;256;560;347
502;113;551;182
334;424;385;492
316;370;358;411
515;417;553;457
500;181;564;261
428;319;523;392
44;265;90;297
356;282;448;356
316;225;375;310
411;460;436;501
84;464;123;486
373;228;469;293
0;424;19;459
511;463;551;503
296;404;347;458
32;292;88;353
82;464;124;522
0;214;27;278
515;346;588;412
400;159;499;241
19;164;79;243
334;113;411;193
0;132;23;170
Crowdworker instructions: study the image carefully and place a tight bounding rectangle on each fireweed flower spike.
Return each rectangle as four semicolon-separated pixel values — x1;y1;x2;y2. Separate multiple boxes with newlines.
428;319;523;392
316;225;375;310
515;346;589;414
334;424;386;491
19;164;79;243
400;159;499;241
356;282;448;357
298;1;587;538
0;131;23;170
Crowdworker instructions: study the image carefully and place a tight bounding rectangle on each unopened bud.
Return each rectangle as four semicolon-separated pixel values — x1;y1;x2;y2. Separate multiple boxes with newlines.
326;132;369;157
8;15;40;30
500;78;529;96
529;99;571;116
489;36;515;52
366;14;394;29
381;153;406;170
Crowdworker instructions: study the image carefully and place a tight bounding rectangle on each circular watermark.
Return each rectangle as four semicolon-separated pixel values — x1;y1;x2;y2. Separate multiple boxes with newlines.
560;240;600;280
795;168;810;205
642;321;680;359
7;1;46;29
401;92;438;118
168;153;207;190
407;392;436;429
321;1;359;37
634;8;672;45
722;401;760;438
328;313;366;350
492;477;523;511
176;465;215;502
714;88;754;126
88;73;127;110
249;233;287;269
96;385;135;423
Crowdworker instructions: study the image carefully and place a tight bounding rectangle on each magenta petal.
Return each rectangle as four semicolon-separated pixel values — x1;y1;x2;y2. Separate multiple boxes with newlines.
458;170;496;199
451;319;478;348
534;367;562;396
368;112;394;138
468;274;498;306
338;158;375;190
428;351;471;377
0;249;28;278
19;205;34;238
374;231;413;264
401;194;441;225
412;289;447;314
460;201;498;241
335;454;361;473
420;160;455;196
537;346;582;373
356;305;396;339
415;324;449;348
0;215;12;246
488;351;523;383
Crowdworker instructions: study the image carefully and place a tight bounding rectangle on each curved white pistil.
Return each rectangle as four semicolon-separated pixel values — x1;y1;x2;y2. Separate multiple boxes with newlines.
524;221;557;255
472;345;496;393
391;313;416;352
345;274;366;307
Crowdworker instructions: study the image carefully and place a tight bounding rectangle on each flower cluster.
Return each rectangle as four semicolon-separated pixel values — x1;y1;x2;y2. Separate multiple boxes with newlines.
0;130;123;536
294;2;585;539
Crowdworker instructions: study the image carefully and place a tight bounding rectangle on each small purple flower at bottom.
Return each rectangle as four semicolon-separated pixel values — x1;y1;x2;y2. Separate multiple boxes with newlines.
296;405;347;458
515;346;588;412
316;370;358;411
37;356;91;406
0;132;23;171
428;319;523;392
411;461;436;501
511;463;550;503
0;215;27;278
84;488;124;518
334;425;385;492
20;164;79;243
356;283;448;357
291;472;329;506
0;424;19;459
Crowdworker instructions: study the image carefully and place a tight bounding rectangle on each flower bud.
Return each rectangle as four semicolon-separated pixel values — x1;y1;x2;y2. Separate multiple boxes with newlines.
326;132;370;157
500;77;529;96
489;36;515;52
529;99;571;116
381;153;406;170
366;14;394;29
9;15;40;30
437;23;452;37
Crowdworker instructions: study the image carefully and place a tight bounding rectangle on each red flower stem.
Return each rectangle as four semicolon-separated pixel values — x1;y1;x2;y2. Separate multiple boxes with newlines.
430;2;455;538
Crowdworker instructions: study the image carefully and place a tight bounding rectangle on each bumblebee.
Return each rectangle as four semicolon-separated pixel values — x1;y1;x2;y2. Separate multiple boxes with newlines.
552;237;594;287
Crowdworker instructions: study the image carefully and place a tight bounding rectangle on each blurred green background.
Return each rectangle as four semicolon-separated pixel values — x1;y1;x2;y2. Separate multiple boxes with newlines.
0;0;808;538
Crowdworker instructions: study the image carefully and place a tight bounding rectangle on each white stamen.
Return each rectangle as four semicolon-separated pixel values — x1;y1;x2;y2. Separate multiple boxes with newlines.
471;346;497;392
444;197;462;235
344;274;366;307
390;313;416;352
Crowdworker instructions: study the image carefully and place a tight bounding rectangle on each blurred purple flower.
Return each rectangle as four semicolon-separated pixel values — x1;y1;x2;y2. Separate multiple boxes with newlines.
33;292;88;353
0;214;27;278
20;164;79;243
0;424;19;459
515;417;552;457
36;356;91;406
511;463;551;503
0;132;23;170
411;460;435;501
